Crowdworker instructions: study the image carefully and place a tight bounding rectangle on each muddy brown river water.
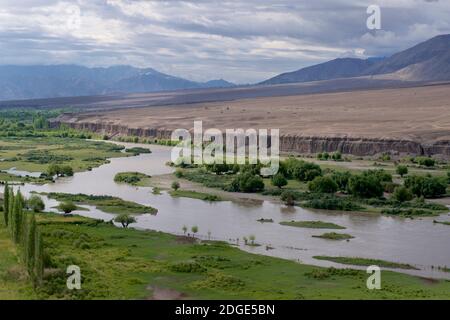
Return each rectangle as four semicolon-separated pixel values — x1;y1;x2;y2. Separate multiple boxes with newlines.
13;141;450;279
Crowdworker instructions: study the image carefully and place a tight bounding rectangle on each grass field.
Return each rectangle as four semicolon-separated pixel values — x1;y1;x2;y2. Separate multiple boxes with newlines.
169;189;222;201
313;256;419;270
1;213;449;299
280;221;346;229
43;193;158;215
0;136;129;174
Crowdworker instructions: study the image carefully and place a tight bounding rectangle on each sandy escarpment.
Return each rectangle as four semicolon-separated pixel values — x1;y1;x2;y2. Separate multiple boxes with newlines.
51;119;450;157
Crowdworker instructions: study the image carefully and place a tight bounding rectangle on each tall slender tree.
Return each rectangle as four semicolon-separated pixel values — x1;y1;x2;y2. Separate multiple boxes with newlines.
3;183;10;226
12;194;23;243
34;230;44;286
26;214;37;280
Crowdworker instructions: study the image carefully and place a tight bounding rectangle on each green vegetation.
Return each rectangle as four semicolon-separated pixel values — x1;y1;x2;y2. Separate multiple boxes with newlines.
169;190;221;201
280;220;346;229
2;211;450;299
313;256;418;270
404;175;447;198
308;176;338;193
229;172;265;192
114;214;137;228
433;220;450;226
271;173;287;188
57;201;77;214
26;195;45;213
392;186;414;202
396;165;408;177
312;232;354;240
44;193;157;215
171;181;180;191
124;147;152;155
114;172;151;186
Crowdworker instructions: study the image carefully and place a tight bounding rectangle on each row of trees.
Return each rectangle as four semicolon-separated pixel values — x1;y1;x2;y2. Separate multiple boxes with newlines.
2;184;45;287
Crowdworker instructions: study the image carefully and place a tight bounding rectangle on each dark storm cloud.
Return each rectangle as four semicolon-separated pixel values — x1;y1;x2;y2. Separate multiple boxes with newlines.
0;0;449;83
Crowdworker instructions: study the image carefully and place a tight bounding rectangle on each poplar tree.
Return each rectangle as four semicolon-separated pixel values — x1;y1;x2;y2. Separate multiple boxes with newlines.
3;183;9;226
8;191;14;233
26;214;36;280
34;230;44;286
12;195;23;243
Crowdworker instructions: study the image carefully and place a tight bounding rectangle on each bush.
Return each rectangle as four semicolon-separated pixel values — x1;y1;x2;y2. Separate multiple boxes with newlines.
271;173;287;188
230;173;264;193
303;195;362;211
396;165;408;177
348;174;383;198
415;157;435;167
331;171;352;191
404;175;447;198
171;181;180;191
114;213;136;228
27;195;45;212
392;186;414;202
281;158;322;181
362;169;392;183
280;190;296;206
308;176;338;193
58;201;77;214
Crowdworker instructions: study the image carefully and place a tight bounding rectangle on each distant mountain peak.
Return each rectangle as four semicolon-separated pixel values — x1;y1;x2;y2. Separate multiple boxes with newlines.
260;34;450;85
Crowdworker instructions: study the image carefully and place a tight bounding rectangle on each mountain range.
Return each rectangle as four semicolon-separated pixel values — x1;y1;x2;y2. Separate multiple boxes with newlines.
0;34;449;101
260;34;450;85
0;65;234;101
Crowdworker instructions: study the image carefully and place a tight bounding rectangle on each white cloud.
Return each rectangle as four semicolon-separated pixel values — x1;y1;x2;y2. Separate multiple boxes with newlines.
0;0;449;83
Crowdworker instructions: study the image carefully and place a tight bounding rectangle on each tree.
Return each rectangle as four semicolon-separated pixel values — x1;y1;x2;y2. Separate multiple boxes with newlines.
171;181;180;191
3;183;10;226
34;230;44;286
396;165;408;177
27;195;45;213
331;171;352;191
114;214;136;228
280;190;296;206
404;175;447;198
332;152;342;161
415;157;435;167
308;176;338;193
182;225;187;235
191;225;198;237
58;201;77;214
61;165;74;177
392;186;414;202
26;214;37;278
348;174;384;198
231;173;265;193
12;193;24;243
249;235;256;245
271;173;287;189
47;164;61;177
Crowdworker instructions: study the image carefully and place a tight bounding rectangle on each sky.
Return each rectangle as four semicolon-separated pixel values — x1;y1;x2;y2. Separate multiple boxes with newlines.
0;0;449;83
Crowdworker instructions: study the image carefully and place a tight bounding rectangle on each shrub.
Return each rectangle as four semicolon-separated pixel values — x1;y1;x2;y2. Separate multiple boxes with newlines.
58;201;77;214
404;175;447;198
415;157;435;167
331;171;352;191
230;173;264;193
114;214;136;228
27;195;45;212
171;181;180;191
281;158;322;181
396;165;408;177
348;174;383;198
271;173;287;188
308;176;338;193
280;190;296;206
392;186;414;202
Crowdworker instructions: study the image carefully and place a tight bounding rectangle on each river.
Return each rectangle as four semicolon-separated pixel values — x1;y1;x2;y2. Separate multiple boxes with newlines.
12;141;450;279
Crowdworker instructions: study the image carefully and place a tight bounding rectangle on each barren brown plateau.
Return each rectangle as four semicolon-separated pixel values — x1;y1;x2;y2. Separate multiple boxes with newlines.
52;83;450;157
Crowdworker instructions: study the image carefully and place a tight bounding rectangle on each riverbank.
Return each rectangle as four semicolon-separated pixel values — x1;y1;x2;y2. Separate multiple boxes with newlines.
2;213;450;300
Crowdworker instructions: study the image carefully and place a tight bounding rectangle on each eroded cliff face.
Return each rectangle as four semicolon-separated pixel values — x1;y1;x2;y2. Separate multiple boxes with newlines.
51;120;450;157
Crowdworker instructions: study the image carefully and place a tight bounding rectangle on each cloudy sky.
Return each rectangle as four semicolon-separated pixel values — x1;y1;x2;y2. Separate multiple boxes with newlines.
0;0;449;83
